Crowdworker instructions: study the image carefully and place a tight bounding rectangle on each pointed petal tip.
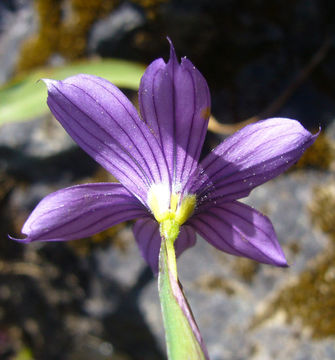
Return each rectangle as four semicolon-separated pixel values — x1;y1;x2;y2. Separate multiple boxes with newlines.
41;78;57;87
191;202;291;268
166;37;178;65
192;117;319;202
313;126;321;140
280;261;289;268
17;183;146;244
41;78;61;94
8;234;30;244
166;36;174;51
299;123;320;151
272;253;289;268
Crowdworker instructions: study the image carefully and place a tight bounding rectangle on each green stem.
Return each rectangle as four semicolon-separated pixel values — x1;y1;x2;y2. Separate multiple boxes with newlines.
158;236;209;360
165;235;178;280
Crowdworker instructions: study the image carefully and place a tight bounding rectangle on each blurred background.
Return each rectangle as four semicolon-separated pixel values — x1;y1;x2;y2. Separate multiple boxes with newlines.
0;0;335;359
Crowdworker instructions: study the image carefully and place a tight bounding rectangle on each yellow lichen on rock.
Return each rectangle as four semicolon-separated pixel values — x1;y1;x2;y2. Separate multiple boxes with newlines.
17;0;168;72
295;132;334;171
17;0;115;71
251;183;335;338
309;182;335;242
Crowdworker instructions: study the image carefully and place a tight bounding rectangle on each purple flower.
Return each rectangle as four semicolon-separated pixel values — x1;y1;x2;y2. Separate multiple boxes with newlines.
13;41;317;273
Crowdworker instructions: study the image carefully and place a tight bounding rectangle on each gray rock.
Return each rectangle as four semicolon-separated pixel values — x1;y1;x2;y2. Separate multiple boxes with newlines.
87;2;146;56
0;116;99;182
0;0;36;85
326;117;335;142
0;116;75;157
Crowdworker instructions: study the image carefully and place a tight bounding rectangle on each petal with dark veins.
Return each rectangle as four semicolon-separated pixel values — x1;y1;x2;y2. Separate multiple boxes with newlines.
12;183;146;243
139;40;210;191
189;118;318;206
189;201;288;267
45;74;170;205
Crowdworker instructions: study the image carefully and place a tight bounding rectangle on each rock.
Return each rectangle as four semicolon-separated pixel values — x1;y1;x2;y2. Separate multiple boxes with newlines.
0;116;98;182
0;0;36;85
326;117;335;141
87;2;146;57
83;226;165;360
0;116;74;157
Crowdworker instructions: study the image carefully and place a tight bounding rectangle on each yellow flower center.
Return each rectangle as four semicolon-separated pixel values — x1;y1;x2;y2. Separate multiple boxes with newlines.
148;184;196;243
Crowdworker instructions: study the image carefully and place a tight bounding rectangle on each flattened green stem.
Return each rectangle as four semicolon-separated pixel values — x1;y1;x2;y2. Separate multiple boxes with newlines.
160;219;179;279
158;235;209;360
165;234;178;280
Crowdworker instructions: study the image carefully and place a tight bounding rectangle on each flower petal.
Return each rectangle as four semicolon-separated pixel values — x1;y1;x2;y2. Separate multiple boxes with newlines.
139;40;211;190
133;217;161;273
12;183;146;243
189;118;318;206
44;74;170;204
133;217;196;273
189;201;288;266
175;224;197;258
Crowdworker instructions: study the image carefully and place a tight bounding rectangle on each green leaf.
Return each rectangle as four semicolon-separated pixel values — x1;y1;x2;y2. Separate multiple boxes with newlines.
158;238;209;360
0;59;145;126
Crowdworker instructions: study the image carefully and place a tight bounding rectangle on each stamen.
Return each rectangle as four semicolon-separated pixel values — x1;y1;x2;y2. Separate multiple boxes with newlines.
175;195;196;225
